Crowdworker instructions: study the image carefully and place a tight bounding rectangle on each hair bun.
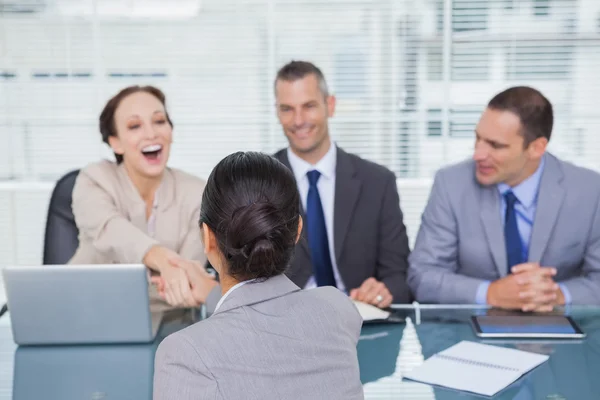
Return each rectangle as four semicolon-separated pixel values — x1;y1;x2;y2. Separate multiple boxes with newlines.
227;202;278;249
199;151;301;281
225;202;288;276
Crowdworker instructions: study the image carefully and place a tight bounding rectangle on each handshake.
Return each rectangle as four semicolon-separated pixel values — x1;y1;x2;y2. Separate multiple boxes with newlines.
144;245;219;308
488;262;566;312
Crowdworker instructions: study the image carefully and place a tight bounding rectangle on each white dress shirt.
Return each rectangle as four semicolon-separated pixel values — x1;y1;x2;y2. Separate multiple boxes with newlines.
286;145;346;292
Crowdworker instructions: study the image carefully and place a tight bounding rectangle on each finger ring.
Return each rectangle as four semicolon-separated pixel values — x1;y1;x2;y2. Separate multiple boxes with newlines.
375;295;383;303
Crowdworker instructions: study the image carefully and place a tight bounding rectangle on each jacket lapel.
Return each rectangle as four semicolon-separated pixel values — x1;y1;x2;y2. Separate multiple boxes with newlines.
117;163;147;232
116;164;178;246
333;148;361;262
480;185;507;277
153;168;178;249
528;154;565;262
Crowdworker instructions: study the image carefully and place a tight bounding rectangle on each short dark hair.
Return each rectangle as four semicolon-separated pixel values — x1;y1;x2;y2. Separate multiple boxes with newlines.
199;152;301;282
274;60;329;97
487;86;553;146
99;85;174;164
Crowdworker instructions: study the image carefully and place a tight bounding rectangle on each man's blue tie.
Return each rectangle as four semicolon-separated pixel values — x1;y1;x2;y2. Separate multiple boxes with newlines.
306;170;336;287
504;190;524;272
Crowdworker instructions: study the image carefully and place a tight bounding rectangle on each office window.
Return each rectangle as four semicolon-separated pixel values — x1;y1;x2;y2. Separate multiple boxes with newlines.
427;109;442;137
533;0;551;17
452;43;489;81
450;108;480;138
0;71;17;79
452;0;489;32
334;35;367;99
507;44;573;80
435;0;444;34
426;44;442;81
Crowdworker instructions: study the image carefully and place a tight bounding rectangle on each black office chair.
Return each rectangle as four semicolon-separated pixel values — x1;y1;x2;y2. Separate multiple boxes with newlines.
0;169;81;318
42;169;80;265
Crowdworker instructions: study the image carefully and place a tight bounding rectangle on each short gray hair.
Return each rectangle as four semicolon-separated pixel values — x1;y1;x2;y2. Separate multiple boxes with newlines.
274;60;329;98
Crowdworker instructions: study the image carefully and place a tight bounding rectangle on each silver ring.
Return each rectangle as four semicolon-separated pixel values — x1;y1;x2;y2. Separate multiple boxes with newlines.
375;295;383;303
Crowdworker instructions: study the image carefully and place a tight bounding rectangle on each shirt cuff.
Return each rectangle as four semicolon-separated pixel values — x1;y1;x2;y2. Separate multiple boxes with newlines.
475;281;491;305
558;283;572;305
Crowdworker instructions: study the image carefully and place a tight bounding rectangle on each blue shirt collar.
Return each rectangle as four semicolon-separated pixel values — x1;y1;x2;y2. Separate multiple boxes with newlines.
497;155;546;209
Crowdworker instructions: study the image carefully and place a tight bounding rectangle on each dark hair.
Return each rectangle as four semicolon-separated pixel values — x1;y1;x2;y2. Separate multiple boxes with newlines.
200;152;301;282
99;85;173;164
274;60;329;98
487;86;553;146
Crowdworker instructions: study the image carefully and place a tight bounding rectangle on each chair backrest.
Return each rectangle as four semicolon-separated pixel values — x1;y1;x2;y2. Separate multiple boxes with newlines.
43;169;80;265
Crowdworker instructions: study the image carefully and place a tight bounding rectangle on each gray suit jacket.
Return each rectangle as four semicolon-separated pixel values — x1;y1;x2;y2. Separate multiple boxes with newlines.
153;274;364;400
273;147;412;303
407;153;600;305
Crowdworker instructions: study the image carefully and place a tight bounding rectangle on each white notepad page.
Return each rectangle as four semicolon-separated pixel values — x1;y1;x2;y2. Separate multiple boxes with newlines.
404;341;549;397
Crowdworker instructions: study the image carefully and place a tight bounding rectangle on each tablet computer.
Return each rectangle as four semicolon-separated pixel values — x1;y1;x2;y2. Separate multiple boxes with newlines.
471;315;586;339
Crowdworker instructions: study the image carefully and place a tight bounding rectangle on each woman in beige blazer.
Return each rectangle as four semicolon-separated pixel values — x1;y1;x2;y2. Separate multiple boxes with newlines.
68;85;217;311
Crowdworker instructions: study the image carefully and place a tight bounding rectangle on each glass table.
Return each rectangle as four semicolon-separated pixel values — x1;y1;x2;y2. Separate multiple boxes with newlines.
0;305;598;399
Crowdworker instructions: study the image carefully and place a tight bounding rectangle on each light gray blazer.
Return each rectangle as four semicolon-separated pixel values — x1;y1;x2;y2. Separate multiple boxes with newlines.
407;153;600;305
153;274;364;400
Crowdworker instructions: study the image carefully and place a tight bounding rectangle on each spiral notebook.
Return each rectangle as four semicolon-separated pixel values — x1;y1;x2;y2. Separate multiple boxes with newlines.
404;341;549;397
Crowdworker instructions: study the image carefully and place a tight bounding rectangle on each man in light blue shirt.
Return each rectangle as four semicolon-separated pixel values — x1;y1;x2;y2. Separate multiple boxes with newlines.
408;86;600;310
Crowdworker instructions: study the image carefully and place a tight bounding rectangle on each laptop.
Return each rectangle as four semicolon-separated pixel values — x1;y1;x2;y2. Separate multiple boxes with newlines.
2;264;162;345
13;343;154;400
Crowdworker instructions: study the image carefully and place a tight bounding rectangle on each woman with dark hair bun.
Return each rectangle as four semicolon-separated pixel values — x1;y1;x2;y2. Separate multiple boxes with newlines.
154;151;364;400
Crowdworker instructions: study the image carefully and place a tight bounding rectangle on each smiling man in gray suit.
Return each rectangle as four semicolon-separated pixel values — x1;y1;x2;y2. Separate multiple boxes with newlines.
408;86;600;312
272;61;412;308
174;61;411;313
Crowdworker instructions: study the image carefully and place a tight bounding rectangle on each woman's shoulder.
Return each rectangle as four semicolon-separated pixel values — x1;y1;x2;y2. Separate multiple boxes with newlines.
162;315;230;358
300;287;361;319
78;159;119;180
74;160;121;191
304;286;352;304
288;288;362;338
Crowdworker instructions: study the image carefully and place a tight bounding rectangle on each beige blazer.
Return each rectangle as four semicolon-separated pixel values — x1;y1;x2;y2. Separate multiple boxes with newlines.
68;160;207;312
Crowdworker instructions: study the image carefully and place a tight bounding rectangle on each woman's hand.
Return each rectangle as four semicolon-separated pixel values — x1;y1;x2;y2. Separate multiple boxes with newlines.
144;245;197;307
158;261;198;307
151;258;218;305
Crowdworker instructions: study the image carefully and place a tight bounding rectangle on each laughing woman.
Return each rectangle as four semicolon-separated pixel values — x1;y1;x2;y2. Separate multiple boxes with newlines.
68;85;217;311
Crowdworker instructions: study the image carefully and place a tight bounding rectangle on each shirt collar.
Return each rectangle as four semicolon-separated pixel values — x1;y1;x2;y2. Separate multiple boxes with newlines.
286;142;337;181
497;155;546;209
214;279;255;313
212;274;301;315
